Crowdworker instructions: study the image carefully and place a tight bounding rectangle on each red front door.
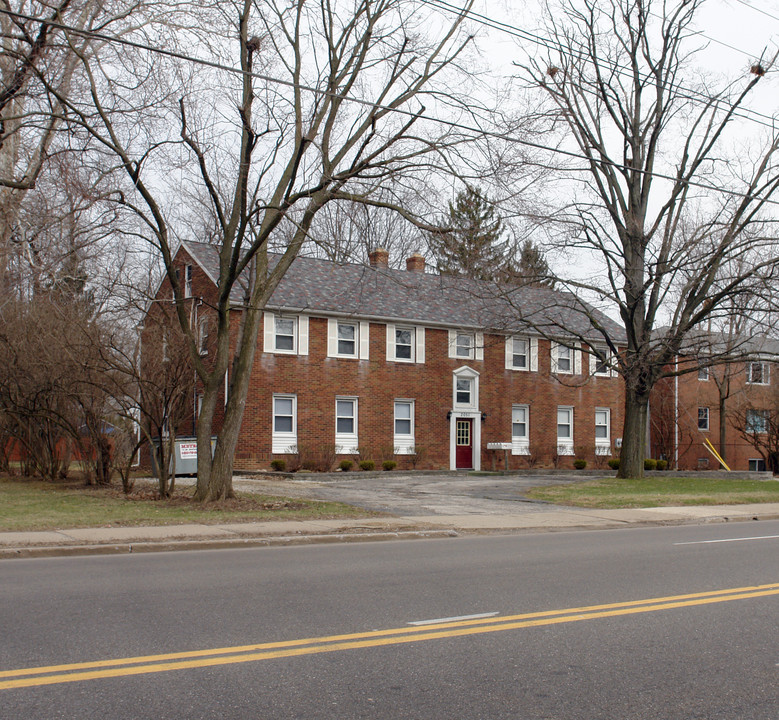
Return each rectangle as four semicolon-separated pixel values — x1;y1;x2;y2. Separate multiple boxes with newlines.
455;418;473;469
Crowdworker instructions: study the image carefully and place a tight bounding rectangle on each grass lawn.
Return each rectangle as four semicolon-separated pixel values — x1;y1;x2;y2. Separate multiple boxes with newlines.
525;476;779;509
0;476;374;532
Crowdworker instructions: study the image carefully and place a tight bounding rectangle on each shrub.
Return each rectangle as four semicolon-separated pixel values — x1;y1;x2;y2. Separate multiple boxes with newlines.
644;458;657;471
270;459;286;472
382;460;397;471
573;459;587;470
656;459;668;471
359;460;375;471
339;459;353;472
296;442;337;472
607;458;620;470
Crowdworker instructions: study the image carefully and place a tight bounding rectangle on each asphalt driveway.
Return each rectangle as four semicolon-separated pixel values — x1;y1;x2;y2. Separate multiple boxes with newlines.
235;472;589;516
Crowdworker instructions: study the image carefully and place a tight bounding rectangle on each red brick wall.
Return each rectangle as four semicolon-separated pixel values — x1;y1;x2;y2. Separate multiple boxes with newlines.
650;362;773;471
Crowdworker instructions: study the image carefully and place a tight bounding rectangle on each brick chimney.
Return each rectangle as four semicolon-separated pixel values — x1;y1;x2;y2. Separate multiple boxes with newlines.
406;253;426;273
368;247;389;268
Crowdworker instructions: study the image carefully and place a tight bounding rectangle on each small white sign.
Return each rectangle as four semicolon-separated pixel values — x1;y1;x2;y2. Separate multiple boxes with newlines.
487;442;512;450
179;442;198;460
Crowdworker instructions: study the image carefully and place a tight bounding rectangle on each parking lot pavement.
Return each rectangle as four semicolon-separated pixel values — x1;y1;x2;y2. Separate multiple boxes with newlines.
234;472;587;516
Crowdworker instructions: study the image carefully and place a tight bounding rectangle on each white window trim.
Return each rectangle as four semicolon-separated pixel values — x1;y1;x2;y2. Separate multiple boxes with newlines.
184;264;193;298
453;366;479;410
589;346;616;377
327;319;369;360
263;312;309;356
386;323;425;363
335;396;359;454
505;336;538;371
448;330;484;361
272;394;297;454
511;404;530;455
552;341;580;375
557;406;574;454
595;407;611;451
393;399;415;454
746;361;770;385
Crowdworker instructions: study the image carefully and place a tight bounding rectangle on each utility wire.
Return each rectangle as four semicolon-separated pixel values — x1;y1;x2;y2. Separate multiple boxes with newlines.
1;4;779;210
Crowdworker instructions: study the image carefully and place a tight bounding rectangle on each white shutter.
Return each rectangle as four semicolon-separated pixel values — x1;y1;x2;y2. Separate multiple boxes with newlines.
505;336;513;369
530;337;538;371
359;321;370;360
327;319;338;357
416;326;425;364
448;330;457;359
298;316;309;355
574;343;581;375
263;312;275;352
589;346;597;375
475;332;484;361
550;341;559;373
386;324;395;360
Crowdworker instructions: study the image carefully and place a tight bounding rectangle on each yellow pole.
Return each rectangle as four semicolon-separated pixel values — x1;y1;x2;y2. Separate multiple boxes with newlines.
703;437;731;472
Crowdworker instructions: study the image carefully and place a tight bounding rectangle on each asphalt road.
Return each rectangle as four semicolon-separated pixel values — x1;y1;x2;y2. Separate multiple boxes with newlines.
2;521;778;719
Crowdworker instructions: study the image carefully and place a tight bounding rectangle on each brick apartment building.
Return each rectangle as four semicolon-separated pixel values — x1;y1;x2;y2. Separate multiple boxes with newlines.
649;337;779;472
146;240;627;472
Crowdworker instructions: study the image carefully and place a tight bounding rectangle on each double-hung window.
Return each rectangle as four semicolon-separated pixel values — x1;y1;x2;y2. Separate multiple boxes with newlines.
590;346;612;376
511;404;530;455
595;408;610;453
272;394;297;454
512;338;528;369
552;342;577;374
557;406;574;454
698;407;710;431
327;319;369;359
698;364;709;381
338;322;357;356
264;312;309;355
456;377;473;406
387;324;425;363
184;264;193;298
394;400;415;454
456;333;474;359
747;362;769;385
335;397;358;453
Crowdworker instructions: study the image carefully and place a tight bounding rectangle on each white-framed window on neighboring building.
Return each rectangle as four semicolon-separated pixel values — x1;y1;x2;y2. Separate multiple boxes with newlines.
272;394;297;454
198;317;209;355
698;364;709;381
327;319;370;359
394;400;415;454
698;407;710;431
745;408;768;434
511;404;530;455
184;264;193;298
386;324;425;363
505;336;538;371
557;406;574;454
747;362;769;385
263;312;309;355
595;408;611;454
335;397;358;453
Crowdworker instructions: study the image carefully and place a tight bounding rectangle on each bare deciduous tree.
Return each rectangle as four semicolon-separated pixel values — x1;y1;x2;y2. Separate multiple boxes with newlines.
53;0;484;499
519;0;779;478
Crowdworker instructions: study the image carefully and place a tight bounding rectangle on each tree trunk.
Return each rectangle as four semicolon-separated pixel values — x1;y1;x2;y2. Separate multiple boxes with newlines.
617;389;650;479
193;302;263;501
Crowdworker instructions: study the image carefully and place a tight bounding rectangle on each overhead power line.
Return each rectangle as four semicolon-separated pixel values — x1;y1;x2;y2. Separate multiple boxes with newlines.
1;4;779;210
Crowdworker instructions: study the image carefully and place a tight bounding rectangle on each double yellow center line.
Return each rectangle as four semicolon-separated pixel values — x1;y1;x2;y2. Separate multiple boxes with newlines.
3;582;778;690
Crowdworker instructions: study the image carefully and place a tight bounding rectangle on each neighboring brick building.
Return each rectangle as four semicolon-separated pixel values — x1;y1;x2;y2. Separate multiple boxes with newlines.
148;240;627;471
649;338;779;472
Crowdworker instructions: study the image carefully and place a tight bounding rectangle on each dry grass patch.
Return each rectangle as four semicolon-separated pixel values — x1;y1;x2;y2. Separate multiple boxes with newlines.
0;476;375;532
525;476;779;509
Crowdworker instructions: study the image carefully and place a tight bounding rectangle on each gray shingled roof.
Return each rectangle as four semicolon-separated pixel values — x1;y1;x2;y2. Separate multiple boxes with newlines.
182;240;626;342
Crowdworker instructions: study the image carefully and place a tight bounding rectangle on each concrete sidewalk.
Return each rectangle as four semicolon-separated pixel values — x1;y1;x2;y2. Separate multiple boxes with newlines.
3;502;779;559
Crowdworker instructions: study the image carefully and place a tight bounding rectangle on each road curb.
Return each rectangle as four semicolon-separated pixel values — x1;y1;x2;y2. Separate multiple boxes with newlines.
0;528;460;559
